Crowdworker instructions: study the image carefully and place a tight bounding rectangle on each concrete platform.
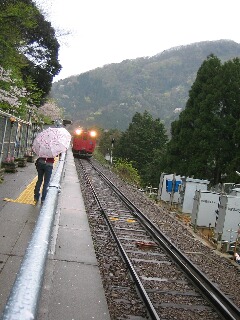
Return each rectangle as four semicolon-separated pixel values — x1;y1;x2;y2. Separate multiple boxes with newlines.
0;151;110;320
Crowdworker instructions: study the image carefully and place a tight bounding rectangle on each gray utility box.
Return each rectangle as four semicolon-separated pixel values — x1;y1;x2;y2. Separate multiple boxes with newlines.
192;190;220;228
178;177;209;214
230;188;240;196
215;195;240;242
157;173;181;203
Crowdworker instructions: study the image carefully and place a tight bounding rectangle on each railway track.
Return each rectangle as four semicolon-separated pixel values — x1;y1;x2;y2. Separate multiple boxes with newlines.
75;158;240;320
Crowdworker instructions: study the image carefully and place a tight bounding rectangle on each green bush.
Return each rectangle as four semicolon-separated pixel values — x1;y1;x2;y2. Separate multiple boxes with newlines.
113;158;141;187
93;148;109;165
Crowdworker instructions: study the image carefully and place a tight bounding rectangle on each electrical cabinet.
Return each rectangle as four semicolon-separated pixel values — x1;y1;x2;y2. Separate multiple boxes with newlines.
191;190;220;228
215;195;240;242
178;177;209;214
158;173;181;203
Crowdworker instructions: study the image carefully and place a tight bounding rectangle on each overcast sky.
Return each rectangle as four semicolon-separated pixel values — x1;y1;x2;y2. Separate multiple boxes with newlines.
38;0;240;81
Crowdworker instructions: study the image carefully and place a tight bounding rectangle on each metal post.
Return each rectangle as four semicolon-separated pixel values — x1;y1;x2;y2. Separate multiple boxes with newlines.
0;116;8;165
170;174;176;208
13;122;20;158
7;117;16;160
25;111;32;153
208;223;211;240
110;138;115;165
17;123;23;158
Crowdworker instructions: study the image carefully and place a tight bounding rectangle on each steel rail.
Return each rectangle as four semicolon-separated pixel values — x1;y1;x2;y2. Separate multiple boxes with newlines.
90;160;240;320
80;160;160;320
1;153;66;320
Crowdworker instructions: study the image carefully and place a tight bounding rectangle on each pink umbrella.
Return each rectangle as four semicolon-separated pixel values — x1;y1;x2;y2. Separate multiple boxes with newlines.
32;127;71;158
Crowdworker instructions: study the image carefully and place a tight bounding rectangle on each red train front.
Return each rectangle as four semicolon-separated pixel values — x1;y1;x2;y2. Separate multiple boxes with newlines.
72;128;97;158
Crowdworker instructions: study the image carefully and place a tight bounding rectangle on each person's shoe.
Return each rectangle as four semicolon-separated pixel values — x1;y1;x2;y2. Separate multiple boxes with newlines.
34;198;39;205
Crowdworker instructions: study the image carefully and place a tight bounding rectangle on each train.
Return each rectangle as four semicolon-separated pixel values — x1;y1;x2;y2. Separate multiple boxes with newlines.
72;127;97;158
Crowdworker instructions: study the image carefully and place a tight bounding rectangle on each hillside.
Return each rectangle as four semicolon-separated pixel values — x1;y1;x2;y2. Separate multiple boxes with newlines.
50;40;240;131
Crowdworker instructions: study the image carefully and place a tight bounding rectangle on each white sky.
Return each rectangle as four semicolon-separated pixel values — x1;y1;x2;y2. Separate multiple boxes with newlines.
38;0;240;81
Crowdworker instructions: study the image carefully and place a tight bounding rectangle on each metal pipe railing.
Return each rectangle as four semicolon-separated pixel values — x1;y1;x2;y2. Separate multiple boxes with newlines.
0;152;67;320
0;110;30;125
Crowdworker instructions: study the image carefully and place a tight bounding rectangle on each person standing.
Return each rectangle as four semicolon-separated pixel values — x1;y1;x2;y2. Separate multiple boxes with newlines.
34;157;55;204
32;126;71;204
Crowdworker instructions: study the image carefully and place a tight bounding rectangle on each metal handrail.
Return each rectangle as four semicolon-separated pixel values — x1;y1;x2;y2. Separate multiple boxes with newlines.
0;110;30;125
0;152;66;320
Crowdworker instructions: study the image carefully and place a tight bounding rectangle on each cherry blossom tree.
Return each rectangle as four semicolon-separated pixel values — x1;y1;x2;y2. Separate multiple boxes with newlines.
38;99;63;123
0;65;41;124
0;66;27;112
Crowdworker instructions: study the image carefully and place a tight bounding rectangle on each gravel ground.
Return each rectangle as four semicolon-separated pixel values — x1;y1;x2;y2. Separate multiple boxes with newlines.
76;158;240;319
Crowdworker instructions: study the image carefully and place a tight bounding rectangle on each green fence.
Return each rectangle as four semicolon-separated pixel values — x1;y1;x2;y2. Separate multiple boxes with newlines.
0;110;42;167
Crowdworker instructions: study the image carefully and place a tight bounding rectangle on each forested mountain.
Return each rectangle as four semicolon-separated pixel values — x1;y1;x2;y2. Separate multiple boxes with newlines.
50;40;240;132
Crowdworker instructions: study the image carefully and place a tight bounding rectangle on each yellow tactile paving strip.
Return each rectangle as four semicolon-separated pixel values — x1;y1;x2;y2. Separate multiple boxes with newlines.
4;176;39;205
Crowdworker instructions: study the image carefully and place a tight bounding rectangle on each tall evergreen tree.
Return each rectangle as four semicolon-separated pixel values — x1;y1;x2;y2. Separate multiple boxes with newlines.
114;110;168;185
163;55;240;185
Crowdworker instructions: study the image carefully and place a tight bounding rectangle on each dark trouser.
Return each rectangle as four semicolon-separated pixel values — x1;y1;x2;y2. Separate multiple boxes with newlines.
34;162;53;201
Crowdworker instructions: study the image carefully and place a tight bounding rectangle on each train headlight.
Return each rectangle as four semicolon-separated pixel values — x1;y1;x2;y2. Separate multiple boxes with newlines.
75;128;82;135
89;130;97;138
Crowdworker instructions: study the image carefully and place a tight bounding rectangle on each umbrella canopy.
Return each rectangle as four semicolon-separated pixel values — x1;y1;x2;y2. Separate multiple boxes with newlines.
32;127;71;158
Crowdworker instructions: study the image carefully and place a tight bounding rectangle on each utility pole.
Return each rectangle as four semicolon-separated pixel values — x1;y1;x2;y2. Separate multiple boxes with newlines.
170;174;176;209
